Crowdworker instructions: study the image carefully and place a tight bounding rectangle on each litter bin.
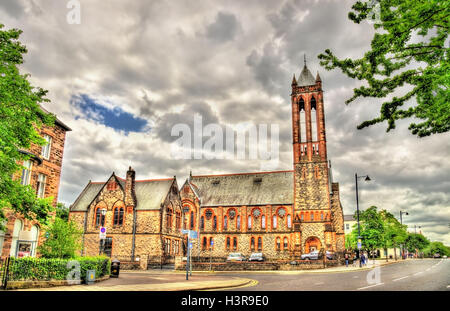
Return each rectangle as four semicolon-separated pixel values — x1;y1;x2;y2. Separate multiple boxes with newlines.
86;270;96;285
111;259;120;278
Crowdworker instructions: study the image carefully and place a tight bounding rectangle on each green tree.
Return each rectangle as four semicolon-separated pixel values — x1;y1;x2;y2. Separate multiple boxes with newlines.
318;0;450;137
38;218;82;259
380;210;408;261
350;206;385;261
405;233;430;254
0;24;56;230
423;241;450;257
56;202;69;221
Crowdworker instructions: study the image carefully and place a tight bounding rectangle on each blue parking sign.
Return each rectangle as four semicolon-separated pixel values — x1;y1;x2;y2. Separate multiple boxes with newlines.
189;242;193;249
210;240;214;246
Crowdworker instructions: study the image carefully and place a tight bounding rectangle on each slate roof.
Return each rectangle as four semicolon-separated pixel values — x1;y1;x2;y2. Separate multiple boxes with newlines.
70;177;175;212
344;214;356;221
189;170;294;207
297;65;316;87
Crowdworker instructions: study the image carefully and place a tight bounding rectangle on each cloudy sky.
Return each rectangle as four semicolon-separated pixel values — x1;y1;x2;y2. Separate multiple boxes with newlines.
1;0;449;244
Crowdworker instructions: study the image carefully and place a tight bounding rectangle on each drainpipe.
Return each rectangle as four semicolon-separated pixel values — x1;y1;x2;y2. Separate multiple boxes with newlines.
82;210;88;256
131;207;137;259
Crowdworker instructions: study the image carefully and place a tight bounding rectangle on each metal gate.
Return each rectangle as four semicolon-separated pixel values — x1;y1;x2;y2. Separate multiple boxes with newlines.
0;256;11;290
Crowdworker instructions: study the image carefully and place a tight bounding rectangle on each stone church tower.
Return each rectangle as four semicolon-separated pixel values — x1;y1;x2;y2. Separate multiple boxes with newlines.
291;59;345;256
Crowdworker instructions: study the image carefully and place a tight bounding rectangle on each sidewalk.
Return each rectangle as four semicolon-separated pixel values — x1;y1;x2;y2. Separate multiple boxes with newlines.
16;272;254;291
166;259;401;275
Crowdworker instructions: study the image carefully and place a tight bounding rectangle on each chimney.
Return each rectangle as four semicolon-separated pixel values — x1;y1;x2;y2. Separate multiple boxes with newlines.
125;166;136;208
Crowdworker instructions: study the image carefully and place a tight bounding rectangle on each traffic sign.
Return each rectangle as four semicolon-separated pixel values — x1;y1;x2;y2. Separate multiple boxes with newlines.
189;231;198;239
189;242;193;249
210;239;214;246
181;229;189;234
357;242;362;249
99;227;106;239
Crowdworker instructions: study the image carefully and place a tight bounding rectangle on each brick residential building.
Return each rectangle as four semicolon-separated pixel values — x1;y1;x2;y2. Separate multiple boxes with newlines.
0;116;71;257
69;64;345;264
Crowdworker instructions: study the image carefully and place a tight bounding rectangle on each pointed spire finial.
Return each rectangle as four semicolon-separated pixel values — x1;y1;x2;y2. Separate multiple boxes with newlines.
316;71;321;83
291;74;297;86
304;54;307;67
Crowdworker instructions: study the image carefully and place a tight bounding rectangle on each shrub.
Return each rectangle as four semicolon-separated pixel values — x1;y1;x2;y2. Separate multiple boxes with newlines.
5;256;110;282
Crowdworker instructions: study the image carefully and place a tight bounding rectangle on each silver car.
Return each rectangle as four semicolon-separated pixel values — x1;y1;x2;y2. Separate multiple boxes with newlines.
301;250;319;260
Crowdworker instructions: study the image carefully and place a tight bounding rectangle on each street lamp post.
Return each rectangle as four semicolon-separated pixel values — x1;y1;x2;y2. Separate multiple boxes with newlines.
100;208;107;255
399;210;408;259
355;173;371;268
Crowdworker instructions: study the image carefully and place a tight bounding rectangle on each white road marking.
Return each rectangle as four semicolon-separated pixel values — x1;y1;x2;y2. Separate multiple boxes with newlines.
414;271;424;276
353;276;359;279
315;282;324;285
393;276;409;282
357;283;384;290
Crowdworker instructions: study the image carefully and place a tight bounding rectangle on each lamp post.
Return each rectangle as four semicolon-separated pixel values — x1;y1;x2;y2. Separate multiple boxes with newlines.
399;210;408;259
355;173;371;268
100;208;107;255
414;225;421;234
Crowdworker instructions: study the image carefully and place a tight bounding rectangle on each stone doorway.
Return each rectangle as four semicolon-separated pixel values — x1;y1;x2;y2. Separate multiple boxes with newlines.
305;236;321;253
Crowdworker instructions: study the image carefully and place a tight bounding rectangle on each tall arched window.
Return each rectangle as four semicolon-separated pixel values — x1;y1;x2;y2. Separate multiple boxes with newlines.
299;97;306;143
276;237;281;251
113;207;124;226
202;237;207;250
237;216;241;230
190;211;194;229
287;214;292;228
209;237;214;250
310;213;314;221
176;211;181;229
213;216;217;230
200;216;205;230
283;237;288;249
272;215;277;229
258;237;262;251
250;237;255;250
233;237;238;250
261;215;266;229
247;215;252;230
321;212;324;221
226;237;231;250
311;97;318;142
31;225;39;257
10;219;23;256
223;216;228;230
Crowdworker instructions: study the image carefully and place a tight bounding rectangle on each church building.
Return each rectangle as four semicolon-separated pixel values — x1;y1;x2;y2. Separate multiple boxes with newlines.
68;63;345;265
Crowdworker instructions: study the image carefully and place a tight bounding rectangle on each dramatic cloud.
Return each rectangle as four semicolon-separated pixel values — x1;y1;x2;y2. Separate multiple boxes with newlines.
1;0;448;244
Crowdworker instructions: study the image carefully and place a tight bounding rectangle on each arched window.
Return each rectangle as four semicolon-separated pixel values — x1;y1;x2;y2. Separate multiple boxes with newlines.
21;160;32;186
250;237;255;250
233;237;238;250
258;237;262;251
311;97;318;142
272;215;277;229
261;215;266;229
287;214;292;228
213;216;217;230
310;213;314;221
200;216;205;230
226;237;230;250
95;207;105;227
202;237;207;250
223;216;228;230
283;237;288;249
166;208;173;228
209;237;214;250
299;97;306;143
31;225;39;257
190;211;194;229
301;213;304;221
10;219;23;256
321;212;324;221
247;215;252;230
237;216;241;230
276;237;281;251
113;207;124;226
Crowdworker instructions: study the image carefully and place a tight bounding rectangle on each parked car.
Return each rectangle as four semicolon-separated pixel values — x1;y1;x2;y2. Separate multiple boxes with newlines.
443;255;447;259
325;251;334;260
249;253;265;262
433;253;441;258
301;250;319;260
227;253;245;262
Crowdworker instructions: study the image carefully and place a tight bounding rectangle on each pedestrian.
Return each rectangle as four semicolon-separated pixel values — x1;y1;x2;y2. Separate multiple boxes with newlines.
361;253;366;266
345;253;349;267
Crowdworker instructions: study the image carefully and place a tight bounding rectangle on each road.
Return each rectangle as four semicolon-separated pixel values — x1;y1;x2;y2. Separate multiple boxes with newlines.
222;259;449;291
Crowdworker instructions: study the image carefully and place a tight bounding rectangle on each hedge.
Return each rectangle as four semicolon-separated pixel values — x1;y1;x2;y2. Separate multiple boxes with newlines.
4;256;110;282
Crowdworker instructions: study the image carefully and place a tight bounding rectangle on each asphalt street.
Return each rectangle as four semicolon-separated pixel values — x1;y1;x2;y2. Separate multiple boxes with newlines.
223;259;449;291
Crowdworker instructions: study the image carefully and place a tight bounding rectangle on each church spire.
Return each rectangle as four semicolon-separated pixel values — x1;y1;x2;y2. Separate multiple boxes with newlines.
291;74;297;86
